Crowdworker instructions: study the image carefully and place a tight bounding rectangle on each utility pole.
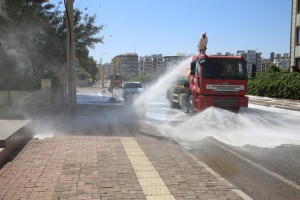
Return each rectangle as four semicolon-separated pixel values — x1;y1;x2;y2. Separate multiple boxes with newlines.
100;62;105;88
99;52;107;88
66;0;76;114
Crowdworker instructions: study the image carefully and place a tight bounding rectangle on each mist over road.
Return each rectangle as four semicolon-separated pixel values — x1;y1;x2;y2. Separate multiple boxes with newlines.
144;90;300;200
40;87;300;200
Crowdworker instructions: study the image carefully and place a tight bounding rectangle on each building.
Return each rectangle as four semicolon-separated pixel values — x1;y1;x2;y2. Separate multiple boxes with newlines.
224;52;234;56
261;59;272;72
102;63;111;79
111;53;139;80
163;55;190;72
274;58;290;71
236;50;246;56
139;54;165;77
270;52;275;61
152;54;164;76
139;56;151;75
236;50;262;73
272;53;290;71
290;0;300;69
283;53;289;59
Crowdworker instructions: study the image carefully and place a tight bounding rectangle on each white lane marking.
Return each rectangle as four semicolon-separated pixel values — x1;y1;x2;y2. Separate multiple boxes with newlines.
208;138;300;192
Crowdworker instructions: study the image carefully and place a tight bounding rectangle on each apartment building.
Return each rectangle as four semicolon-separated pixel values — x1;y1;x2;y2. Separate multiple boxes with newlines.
102;63;111;79
139;56;151;75
274;58;290;71
236;50;262;73
261;59;272;72
111;53;139;80
163;55;190;72
270;52;275;61
139;54;165;77
290;0;300;68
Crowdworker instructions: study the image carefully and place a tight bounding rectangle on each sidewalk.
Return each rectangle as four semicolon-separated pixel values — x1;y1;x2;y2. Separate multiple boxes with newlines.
248;95;300;111
0;119;249;200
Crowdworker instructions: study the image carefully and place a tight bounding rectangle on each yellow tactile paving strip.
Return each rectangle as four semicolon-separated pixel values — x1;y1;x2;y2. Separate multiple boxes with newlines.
121;137;176;200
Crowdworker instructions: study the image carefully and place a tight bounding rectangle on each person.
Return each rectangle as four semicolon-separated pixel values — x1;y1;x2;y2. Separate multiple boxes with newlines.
197;32;208;54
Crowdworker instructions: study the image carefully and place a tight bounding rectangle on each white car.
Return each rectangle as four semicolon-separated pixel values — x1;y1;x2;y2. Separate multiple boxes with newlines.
122;82;144;100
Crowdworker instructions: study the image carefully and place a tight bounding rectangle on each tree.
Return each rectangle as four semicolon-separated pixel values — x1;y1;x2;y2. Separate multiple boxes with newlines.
0;43;16;90
267;64;280;73
0;0;103;89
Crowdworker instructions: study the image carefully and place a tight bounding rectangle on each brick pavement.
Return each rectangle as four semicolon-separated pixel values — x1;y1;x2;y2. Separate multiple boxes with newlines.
0;120;248;200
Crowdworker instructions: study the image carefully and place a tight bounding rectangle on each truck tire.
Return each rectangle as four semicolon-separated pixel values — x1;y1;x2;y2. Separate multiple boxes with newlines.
170;100;179;109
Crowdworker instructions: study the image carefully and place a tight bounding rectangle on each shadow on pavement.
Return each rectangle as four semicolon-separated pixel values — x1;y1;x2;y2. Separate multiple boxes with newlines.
49;103;144;137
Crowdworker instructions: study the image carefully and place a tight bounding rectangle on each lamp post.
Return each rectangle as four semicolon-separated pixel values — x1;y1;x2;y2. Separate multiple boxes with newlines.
99;52;107;88
65;0;76;114
98;35;112;88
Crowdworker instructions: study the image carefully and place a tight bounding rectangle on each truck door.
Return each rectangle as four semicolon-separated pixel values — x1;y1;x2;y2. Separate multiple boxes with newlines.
195;61;201;92
190;59;202;93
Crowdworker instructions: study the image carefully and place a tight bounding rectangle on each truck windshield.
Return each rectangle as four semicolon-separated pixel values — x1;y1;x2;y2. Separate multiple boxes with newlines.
202;59;247;80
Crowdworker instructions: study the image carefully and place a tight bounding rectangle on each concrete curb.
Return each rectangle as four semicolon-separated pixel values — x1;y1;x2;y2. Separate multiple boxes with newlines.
0;120;32;168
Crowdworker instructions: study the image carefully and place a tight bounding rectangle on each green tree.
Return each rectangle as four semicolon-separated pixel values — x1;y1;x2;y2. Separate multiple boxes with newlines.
0;0;103;89
0;43;16;90
248;72;300;99
267;64;280;72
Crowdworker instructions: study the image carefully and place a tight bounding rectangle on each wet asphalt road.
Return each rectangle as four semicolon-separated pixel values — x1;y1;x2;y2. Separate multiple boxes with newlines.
75;87;300;200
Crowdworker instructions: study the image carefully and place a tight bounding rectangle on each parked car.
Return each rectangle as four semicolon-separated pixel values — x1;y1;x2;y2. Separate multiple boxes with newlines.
122;82;144;100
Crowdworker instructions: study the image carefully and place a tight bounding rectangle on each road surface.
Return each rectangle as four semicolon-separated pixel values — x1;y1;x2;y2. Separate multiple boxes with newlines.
47;86;300;200
142;89;300;200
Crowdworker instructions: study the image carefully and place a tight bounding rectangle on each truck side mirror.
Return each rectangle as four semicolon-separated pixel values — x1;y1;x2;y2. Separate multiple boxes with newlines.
190;62;196;75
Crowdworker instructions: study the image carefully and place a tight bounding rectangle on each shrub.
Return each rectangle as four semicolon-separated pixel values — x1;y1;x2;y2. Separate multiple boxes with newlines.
248;72;300;100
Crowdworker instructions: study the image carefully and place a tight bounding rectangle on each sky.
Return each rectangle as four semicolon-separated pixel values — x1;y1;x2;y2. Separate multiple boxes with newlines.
51;0;292;64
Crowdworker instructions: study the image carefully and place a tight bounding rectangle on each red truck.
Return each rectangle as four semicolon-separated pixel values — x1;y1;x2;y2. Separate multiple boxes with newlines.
166;54;248;112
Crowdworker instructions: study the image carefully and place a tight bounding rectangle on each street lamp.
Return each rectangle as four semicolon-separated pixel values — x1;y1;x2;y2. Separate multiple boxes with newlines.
100;52;107;64
65;0;76;114
99;52;107;88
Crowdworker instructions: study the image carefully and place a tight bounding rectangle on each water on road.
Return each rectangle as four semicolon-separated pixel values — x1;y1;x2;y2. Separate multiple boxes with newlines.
133;58;300;148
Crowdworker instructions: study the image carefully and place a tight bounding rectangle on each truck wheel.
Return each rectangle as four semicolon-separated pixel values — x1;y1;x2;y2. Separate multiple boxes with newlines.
187;95;195;114
170;100;178;109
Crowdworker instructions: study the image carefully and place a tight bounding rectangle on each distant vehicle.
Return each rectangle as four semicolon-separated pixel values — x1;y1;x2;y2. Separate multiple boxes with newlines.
122;82;144;100
110;74;123;88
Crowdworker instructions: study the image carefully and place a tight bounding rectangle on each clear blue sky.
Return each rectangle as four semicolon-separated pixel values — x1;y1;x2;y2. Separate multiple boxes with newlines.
52;0;291;64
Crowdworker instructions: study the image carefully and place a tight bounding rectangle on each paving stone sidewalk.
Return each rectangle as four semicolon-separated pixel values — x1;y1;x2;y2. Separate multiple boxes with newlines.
0;121;247;200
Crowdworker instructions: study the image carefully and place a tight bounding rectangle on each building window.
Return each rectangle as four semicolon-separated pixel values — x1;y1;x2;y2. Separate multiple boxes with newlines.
298;0;300;12
296;58;300;67
297;27;300;44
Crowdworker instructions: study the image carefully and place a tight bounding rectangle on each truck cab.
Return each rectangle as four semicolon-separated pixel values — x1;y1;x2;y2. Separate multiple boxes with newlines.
188;54;248;112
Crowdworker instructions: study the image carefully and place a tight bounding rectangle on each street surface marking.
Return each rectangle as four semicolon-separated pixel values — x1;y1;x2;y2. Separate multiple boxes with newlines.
208;138;300;192
121;137;176;200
